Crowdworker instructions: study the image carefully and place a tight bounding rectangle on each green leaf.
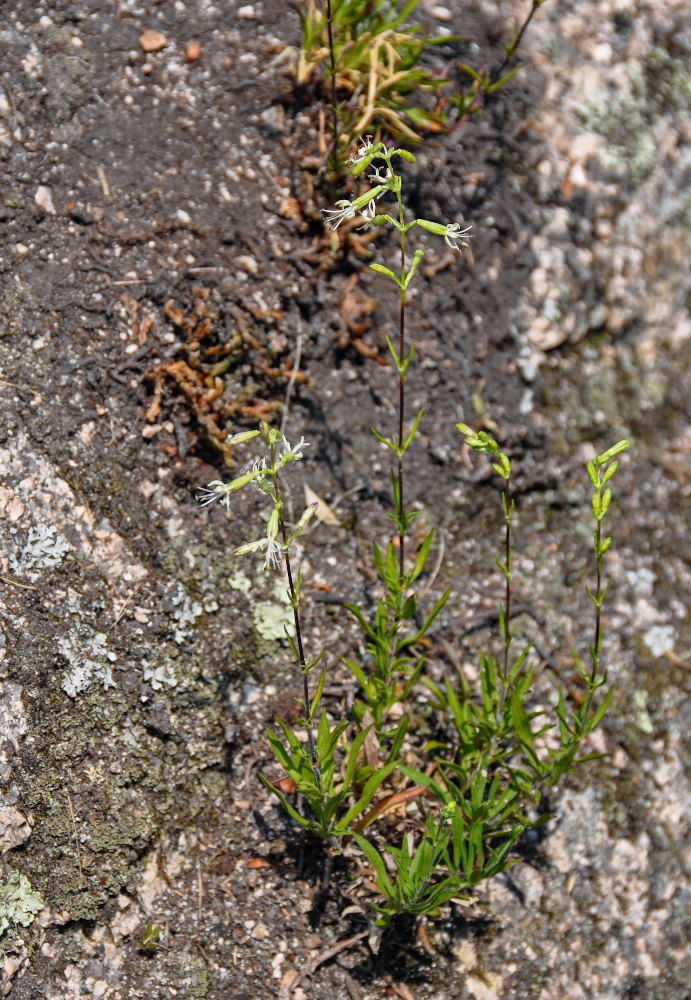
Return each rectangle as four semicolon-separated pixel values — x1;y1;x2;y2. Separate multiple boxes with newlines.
485;65;519;93
309;668;327;721
398;765;447;804
404;248;425;288
265;725;295;774
316;710;331;759
353;834;395;901
506;643;532;686
370;425;398;451
342;725;373;793
401;408;423;452
458;62;482;82
343;656;368;689
399;588;450;649
586;687;613;731
409;529;433;584
259;774;315;829
401;595;416;619
344;602;379;643
341;761;397;829
370;263;400;285
596;439;630;465
385;715;409;765
320;715;350;766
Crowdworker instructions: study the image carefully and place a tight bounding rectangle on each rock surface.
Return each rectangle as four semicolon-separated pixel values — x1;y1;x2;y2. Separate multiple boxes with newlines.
0;0;689;997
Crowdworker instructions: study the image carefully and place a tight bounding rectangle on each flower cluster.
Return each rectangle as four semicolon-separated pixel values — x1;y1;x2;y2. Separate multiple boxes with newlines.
197;430;316;572
322;137;472;253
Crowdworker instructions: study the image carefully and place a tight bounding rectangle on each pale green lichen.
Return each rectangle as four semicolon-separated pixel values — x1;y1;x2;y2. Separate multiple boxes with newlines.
253;579;293;641
633;689;654;735
578;44;691;187
0;870;44;959
227;569;252;593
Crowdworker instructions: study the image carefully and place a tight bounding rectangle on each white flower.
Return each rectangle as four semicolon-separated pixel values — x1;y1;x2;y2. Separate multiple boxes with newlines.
368;164;393;186
347;135;375;165
197;481;230;508
322;199;358;230
197;468;262;508
442;222;472;252
233;535;285;571
262;536;284;570
279;435;309;463
357;199;379;233
415;218;473;253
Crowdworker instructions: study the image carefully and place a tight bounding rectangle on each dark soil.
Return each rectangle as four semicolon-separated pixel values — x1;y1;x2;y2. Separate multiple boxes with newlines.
1;2;689;999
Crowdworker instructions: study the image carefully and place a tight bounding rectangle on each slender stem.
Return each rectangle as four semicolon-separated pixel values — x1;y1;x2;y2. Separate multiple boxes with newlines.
579;488;604;734
284;546;320;783
397;204;406;578
503;475;512;681
325;0;339;168
492;0;541;84
450;0;542;132
592;519;603;679
270;447;320;787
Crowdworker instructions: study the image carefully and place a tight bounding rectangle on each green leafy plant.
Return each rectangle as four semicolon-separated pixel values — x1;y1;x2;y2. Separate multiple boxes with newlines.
139;923;162;955
199;139;630;935
284;0;551;164
293;0;450;155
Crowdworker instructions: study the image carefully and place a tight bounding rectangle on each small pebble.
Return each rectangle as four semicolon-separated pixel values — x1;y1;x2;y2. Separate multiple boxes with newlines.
34;185;56;215
138;28;167;53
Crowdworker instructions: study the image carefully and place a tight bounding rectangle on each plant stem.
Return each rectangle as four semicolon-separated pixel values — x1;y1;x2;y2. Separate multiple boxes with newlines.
398;288;406;577
397;202;406;577
581;517;604;726
492;0;541;84
592;519;603;668
284;545;320;784
270;446;320;786
325;0;339;168
503;473;512;680
579;483;605;735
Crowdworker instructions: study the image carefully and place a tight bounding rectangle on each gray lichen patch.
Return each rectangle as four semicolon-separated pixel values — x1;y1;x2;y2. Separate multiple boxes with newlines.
8;523;71;582
0;683;27;780
0;429;148;594
57;629;116;698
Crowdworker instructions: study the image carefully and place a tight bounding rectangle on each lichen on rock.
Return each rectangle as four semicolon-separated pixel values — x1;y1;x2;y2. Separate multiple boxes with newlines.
0;869;44;961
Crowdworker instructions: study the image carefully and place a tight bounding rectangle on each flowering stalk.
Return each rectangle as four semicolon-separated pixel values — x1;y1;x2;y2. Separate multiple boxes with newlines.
323;139;470;736
264;426;321;783
324;140;470;567
198;424;321;784
457;425;513;683
580;439;630;730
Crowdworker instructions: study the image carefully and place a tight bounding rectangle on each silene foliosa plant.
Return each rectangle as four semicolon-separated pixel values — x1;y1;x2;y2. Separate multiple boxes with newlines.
199;138;629;934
